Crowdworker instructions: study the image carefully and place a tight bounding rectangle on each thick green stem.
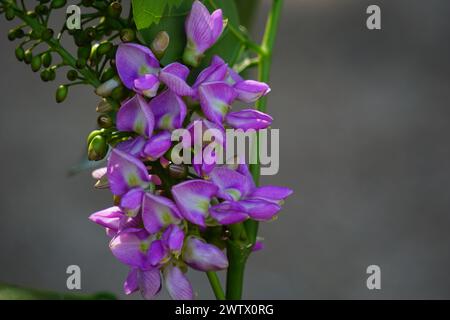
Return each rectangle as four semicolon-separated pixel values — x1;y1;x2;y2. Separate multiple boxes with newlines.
206;272;225;300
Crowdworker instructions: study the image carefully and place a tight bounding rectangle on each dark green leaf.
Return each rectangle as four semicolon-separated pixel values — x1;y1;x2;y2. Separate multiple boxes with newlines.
132;0;185;29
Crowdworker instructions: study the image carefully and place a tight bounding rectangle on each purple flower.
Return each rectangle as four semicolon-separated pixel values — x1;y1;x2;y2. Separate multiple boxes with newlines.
149;90;187;131
183;1;224;67
163;265;194;300
228;68;271;103
124;267;162;299
117;94;155;138
142;193;182;233
183;236;228;271
226;109;273;130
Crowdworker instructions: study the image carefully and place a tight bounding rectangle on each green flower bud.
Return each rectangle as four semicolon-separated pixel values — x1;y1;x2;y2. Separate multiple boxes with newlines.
40;69;51;81
15;47;25;61
51;0;67;9
96;99;113;113
47;68;56;81
24;49;33;64
30;29;42;40
97;41;113;56
55;85;68;103
41;28;54;41
110;85;126;100
120;28;135;43
107;2;122;18
5;7;15;21
66;70;78;81
8;29;16;41
87;129;103;146
31;55;42;72
97;114;113;129
42;52;52;67
95;77;120;97
151;31;170;60
100;67;116;82
77;46;91;60
89;43;99;63
88;135;108;161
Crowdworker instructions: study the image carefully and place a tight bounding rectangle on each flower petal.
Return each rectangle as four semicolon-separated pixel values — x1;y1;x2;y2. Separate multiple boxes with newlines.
226;109;273;131
198;82;237;125
239;199;281;221
234;80;271;103
142;193;182;234
193;56;228;88
89;206;123;230
249;186;293;203
164;265;194;300
150;90;187;130
120;188;144;217
115;136;147;158
133;74;160;98
161;224;185;254
143;131;172;160
209;201;248;225
185;1;214;53
107;149;150;196
116;43;159;90
209;166;252;200
137;268;162;300
117;95;155;138
124;268;139;295
172;180;218;226
183;236;228;271
159;63;194;97
210;9;224;42
109;232;147;268
147;239;170;267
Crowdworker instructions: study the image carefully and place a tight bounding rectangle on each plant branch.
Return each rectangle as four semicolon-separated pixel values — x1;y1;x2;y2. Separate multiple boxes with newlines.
206;271;225;300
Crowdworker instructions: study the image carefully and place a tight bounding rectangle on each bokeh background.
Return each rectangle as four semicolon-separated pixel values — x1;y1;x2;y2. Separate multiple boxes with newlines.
1;0;450;299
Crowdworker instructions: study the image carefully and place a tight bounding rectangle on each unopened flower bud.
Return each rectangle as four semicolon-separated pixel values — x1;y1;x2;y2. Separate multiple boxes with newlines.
96;99;113;113
24;49;33;64
107;1;122;18
5;7;15;21
97;41;113;56
55;85;68;103
88;135;108;161
100;67;115;82
87;129;103;146
151;31;170;59
42;52;52;67
77;46;91;60
31;55;42;72
120;28;135;43
66;70;78;81
95;77;120;97
110;85;126;100
15;47;25;61
97;114;113;128
168;164;188;179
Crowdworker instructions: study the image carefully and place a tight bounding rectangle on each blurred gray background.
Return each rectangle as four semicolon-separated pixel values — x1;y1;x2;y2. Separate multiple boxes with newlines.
1;0;450;299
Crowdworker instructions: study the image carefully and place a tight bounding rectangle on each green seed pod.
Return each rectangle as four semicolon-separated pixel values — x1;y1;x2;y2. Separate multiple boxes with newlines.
97;41;113;56
41;28;54;41
76;58;86;69
35;4;49;15
5;7;15;21
24;49;33;64
120;28;135;43
100;67;116;82
66;70;78;81
51;0;67;9
97;114;113;128
88;135;108;161
55;85;68;103
107;1;122;18
41;52;52;67
87;129;103;146
151;31;170;60
31;55;42;72
77;46;91;60
15;47;25;61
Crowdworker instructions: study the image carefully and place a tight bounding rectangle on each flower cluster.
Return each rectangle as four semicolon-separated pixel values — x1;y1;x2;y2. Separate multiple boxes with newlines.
89;1;292;300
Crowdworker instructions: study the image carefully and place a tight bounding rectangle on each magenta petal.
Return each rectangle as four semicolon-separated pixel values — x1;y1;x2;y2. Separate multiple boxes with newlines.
185;1;214;53
124;268;139;295
116;43;160;90
117;95;155;138
89;206;123;230
198;82;237;125
133;74;160;98
138;268;162;300
120;188;144;217
226;109;273;131
143;131;172;160
234;80;271;103
115;136;147;158
183;236;228;271
150;90;187;130
109;232;146;268
147;239;170;267
210;9;224;42
193;56;228;88
209;201;248;225
249;186;293;203
162;224;185;254
107;149;150;196
172;180;218;227
239;199;281;221
164;266;194;300
209;166;252;201
142;193;181;234
160;63;194;97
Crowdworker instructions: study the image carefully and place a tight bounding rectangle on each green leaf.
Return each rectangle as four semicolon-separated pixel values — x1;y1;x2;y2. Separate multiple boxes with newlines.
132;0;185;29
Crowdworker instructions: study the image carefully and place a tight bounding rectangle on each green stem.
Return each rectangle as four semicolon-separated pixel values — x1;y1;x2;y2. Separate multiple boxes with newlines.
206;272;225;300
